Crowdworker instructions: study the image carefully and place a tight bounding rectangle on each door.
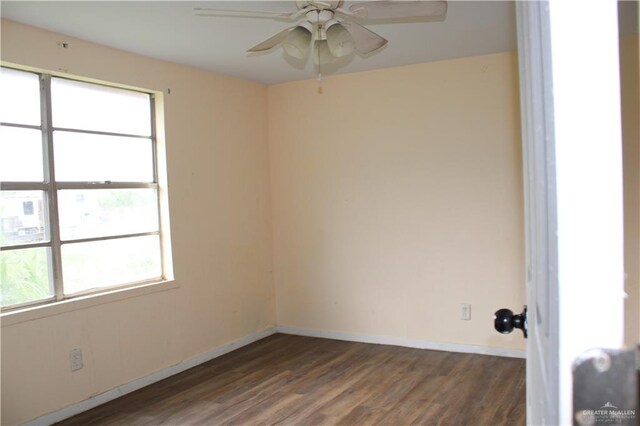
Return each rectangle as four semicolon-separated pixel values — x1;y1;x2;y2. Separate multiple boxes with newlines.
515;1;625;424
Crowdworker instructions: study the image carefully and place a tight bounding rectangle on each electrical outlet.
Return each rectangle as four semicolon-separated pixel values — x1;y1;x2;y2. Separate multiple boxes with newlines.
69;348;83;372
460;303;471;320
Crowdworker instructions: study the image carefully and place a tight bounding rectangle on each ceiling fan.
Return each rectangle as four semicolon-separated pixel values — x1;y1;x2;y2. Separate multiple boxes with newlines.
195;1;448;66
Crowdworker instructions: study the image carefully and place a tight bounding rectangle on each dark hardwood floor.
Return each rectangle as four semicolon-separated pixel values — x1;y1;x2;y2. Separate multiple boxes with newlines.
58;333;525;425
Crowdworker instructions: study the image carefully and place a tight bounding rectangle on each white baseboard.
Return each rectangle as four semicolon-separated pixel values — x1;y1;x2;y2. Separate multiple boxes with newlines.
27;326;278;426
277;326;526;359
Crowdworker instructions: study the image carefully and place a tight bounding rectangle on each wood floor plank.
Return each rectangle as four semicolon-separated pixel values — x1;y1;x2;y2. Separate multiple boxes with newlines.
57;334;525;426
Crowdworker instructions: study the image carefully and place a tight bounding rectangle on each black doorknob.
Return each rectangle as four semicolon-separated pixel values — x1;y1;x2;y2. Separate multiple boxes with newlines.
494;306;527;338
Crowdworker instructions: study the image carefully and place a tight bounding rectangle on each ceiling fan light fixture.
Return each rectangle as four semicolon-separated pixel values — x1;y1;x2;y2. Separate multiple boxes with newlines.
282;22;313;59
197;1;449;76
325;20;354;58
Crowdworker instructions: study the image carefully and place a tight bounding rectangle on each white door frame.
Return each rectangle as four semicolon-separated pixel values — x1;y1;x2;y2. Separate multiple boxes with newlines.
516;1;625;424
516;2;560;424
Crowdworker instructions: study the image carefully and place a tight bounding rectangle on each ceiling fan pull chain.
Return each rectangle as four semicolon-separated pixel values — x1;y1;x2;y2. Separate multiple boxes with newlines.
316;46;323;94
316;10;323;94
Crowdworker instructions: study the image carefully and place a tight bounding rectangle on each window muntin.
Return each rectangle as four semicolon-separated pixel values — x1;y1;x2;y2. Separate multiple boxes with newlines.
0;67;166;310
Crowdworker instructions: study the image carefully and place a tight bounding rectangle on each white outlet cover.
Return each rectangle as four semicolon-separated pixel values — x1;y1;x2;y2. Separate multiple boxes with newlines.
460;304;471;320
70;348;83;371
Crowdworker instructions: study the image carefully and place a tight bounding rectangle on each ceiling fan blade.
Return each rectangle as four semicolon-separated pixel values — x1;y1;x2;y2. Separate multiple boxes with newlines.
195;7;297;21
348;1;447;20
247;27;294;52
339;22;388;54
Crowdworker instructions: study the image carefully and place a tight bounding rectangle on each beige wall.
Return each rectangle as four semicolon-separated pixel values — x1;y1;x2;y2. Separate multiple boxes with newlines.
268;52;526;350
620;34;640;347
1;20;275;425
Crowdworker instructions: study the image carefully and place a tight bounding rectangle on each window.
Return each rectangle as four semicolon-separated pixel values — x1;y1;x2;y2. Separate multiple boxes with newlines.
0;67;169;310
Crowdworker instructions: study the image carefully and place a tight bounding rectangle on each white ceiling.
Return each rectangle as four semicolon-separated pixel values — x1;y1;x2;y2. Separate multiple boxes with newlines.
1;1;637;85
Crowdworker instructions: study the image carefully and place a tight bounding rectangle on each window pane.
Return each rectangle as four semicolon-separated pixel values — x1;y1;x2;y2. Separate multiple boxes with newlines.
0;68;41;126
0;126;44;182
51;78;151;136
0;247;53;307
62;235;161;295
53;131;154;182
0;191;48;247
58;189;159;241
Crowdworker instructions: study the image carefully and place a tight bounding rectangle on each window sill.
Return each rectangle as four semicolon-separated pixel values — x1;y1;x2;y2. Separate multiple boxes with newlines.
1;280;179;327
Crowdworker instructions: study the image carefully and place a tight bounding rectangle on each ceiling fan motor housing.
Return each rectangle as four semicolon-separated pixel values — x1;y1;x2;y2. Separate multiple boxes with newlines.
307;10;336;40
295;0;343;11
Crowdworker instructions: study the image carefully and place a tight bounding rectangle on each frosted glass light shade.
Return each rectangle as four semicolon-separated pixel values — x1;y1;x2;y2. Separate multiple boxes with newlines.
326;23;354;58
314;40;338;65
283;25;312;59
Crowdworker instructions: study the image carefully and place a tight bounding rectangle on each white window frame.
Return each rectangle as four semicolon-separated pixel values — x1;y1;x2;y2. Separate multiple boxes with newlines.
1;67;169;311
